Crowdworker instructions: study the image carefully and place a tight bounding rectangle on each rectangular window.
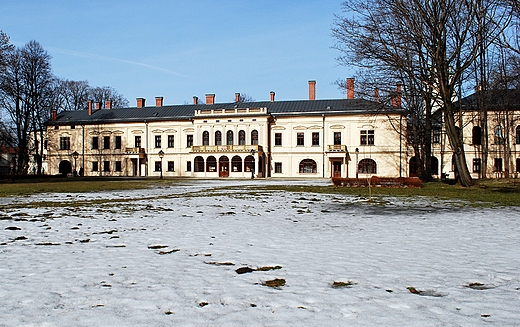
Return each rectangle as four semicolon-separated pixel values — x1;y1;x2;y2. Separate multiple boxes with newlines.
115;161;122;172
135;136;141;148
103;136;110;149
115;136;121;149
433;128;441;144
312;132;320;146
155;135;161;148
473;158;481;173
168;135;174;148
92;137;99;149
517;158;520;173
186;161;192;172
275;133;282;146
103;161;110;172
187;135;193;147
360;130;375;145
92;161;98;172
167;161;175;172
494;158;503;172
274;162;282;173
71;125;75;129
154;161;162;172
297;132;304;146
59;137;70;150
334;132;341;145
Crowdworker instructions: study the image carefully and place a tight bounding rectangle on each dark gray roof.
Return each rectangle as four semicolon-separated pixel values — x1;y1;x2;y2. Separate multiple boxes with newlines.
458;89;520;111
47;98;403;126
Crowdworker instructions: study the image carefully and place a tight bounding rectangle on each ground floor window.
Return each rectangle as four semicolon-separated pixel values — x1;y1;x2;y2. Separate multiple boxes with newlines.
494;158;503;172
103;161;110;172
206;156;217;172
473;158;481;173
299;159;316;173
232;155;242;172
115;161;122;172
187;161;192;172
517;158;520;173
358;158;376;174
167;161;175;172
194;156;204;172
274;162;282;173
154;161;162;172
92;161;98;172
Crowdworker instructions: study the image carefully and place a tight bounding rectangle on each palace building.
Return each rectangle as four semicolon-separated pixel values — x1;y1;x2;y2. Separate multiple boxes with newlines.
45;80;408;179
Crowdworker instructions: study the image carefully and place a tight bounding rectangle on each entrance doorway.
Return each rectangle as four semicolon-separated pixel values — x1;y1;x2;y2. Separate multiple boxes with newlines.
332;161;342;178
58;160;72;176
219;156;229;177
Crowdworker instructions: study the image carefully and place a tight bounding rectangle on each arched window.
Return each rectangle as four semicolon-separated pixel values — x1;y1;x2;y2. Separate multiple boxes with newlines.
231;155;242;172
244;155;255;172
494;125;504;145
516;125;520;144
472;126;482;145
206;156;217;172
227;130;234;145
194;156;204;172
358;158;377;174
202;131;209;146
299;159;317;173
239;130;246;145
215;131;222;146
251;130;258;145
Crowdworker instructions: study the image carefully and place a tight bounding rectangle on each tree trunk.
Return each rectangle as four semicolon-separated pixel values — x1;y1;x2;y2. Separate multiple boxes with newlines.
444;109;474;186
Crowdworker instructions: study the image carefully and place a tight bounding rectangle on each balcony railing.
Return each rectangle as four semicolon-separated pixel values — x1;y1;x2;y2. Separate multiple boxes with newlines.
125;147;145;154
191;144;262;153
326;145;347;152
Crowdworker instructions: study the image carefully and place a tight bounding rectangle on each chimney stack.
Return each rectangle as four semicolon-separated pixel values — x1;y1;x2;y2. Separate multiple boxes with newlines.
392;83;402;108
205;94;215;105
136;98;146;108
95;102;101;110
235;93;240;102
51;109;57;121
374;88;379;102
88;100;93;115
270;91;275;102
308;80;316;100
155;97;164;107
193;96;199;105
346;78;355;99
105;100;112;109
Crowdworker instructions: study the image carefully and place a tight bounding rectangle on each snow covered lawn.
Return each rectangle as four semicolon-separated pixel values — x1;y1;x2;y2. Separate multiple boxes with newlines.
1;180;519;326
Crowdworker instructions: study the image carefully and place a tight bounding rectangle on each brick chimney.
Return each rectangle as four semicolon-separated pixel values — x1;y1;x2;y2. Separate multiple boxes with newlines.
193;96;199;105
392;83;402;108
308;80;316;100
270;91;275;102
346;78;355;99
374;88;379;102
205;94;215;105
106;100;112;109
155;97;163;107
235;93;240;102
87;100;93;115
51;109;57;121
137;98;146;108
95;102;101;110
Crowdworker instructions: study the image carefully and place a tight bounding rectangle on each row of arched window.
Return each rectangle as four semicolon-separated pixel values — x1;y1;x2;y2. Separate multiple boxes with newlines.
202;130;258;146
193;155;255;173
472;125;520;145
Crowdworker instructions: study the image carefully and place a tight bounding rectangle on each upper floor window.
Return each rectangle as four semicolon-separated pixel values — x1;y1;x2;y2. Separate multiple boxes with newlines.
433;128;441;144
187;134;193;147
239;130;246;145
103;136;110;149
115;136;121;149
135;135;141;148
155;135;162;148
227;130;234;145
168;135;174;148
360;130;374;145
472;126;482;145
215;131;222;146
516;126;520;144
202;131;209;146
60;137;70;150
334;132;341;145
92;136;99;150
297;132;304;146
494;125;505;145
251;130;258;145
312;132;320;146
275;133;282;146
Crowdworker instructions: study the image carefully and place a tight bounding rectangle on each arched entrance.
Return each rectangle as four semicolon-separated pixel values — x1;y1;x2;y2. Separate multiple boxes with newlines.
219;156;229;177
58;160;72;176
409;156;419;177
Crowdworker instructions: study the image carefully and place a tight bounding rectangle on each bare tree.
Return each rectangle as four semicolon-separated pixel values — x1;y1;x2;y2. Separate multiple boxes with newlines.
333;0;510;186
89;86;129;108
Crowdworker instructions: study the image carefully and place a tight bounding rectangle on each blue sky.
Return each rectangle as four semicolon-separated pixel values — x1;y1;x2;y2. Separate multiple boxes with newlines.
1;1;353;106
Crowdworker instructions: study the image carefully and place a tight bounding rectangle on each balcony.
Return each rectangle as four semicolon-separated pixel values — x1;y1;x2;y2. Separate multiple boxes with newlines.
326;145;347;152
191;144;263;154
125;147;146;158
